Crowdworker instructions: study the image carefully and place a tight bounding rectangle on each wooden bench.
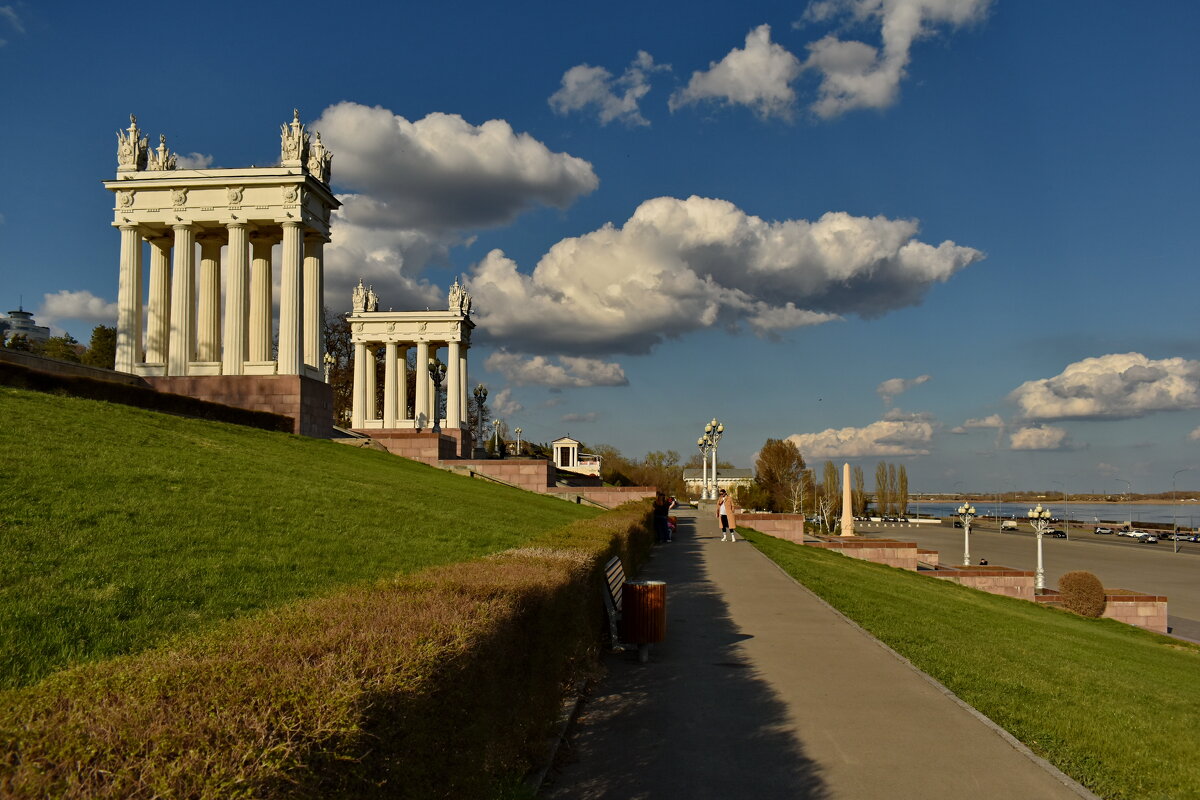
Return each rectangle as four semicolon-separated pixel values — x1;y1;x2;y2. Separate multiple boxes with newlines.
602;555;627;651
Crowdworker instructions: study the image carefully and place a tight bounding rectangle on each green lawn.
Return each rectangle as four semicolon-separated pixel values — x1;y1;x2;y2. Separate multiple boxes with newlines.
745;530;1200;800
0;387;599;689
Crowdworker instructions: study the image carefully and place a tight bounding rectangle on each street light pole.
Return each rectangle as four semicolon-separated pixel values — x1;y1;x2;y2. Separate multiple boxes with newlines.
427;358;446;434
1052;479;1069;541
492;418;501;458
1115;478;1132;531
514;427;523;457
957;502;977;566
473;384;488;456
1027;503;1053;592
1173;467;1195;554
709;418;724;500
698;435;714;500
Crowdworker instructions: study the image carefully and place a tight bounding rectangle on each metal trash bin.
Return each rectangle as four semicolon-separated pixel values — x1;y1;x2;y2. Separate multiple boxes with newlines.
621;580;666;663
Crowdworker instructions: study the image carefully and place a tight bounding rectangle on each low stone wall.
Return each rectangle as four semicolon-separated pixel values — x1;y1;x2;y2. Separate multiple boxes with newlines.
929;565;1035;601
808;537;919;571
451;458;556;493
0;349;147;386
546;486;657;508
149;374;333;438
738;513;806;543
918;549;939;567
365;430;461;463
1101;590;1168;633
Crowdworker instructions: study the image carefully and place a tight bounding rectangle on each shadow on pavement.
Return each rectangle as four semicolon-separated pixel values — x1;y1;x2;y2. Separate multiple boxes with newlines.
541;512;828;800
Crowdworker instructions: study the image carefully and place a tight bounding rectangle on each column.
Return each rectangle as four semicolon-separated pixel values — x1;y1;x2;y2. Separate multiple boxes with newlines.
167;224;196;375
459;348;469;428
303;236;324;370
277;221;303;375
145;236;171;366
222;223;249;375
114;224;143;373
248;233;274;362
364;344;378;421
414;340;430;427
446;340;461;429
351;341;366;428
383;341;398;428
841;462;856;536
397;346;410;422
196;235;222;362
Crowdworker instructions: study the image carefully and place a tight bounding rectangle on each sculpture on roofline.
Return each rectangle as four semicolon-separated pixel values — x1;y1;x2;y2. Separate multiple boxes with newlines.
280;108;310;167
307;131;333;184
146;134;177;171
365;285;379;312
116;114;148;171
352;279;367;313
448;276;473;316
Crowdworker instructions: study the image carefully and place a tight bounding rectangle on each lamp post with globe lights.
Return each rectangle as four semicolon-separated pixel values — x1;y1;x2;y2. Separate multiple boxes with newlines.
706;418;725;500
492;418;501;458
427;358;446;434
697;435;714;500
957;502;977;566
472;384;488;456
1027;503;1053;591
514;427;523;457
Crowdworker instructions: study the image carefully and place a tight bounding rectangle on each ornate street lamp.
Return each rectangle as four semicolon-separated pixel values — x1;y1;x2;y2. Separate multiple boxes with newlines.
322;351;335;384
492;418;502;459
514;427;523;457
698;435;714;500
708;418;725;500
957;502;977;566
473;384;488;455
427;358;447;434
1027;503;1053;591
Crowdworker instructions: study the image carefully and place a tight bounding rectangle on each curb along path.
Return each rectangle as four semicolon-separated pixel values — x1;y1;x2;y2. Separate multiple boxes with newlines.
541;509;1093;800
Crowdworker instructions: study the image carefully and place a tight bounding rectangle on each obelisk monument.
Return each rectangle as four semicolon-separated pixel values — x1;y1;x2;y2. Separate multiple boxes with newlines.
841;462;856;536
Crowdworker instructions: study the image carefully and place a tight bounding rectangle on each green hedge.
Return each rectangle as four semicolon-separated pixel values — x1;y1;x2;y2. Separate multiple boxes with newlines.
0;502;652;799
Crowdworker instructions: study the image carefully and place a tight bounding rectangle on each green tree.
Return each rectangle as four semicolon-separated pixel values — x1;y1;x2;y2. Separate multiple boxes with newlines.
875;461;889;515
41;333;82;363
887;464;899;516
898;465;909;516
852;465;867;516
3;333;32;351
754;438;806;512
81;325;117;369
736;481;772;512
322;308;354;427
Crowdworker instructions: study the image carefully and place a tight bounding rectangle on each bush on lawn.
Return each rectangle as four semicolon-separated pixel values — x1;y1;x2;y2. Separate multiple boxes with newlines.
0;502;653;799
1058;570;1106;617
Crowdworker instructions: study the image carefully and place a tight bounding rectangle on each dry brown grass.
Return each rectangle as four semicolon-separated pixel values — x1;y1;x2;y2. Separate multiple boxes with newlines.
0;503;653;799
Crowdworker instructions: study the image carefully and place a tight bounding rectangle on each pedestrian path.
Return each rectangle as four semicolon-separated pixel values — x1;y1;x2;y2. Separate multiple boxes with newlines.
540;509;1093;799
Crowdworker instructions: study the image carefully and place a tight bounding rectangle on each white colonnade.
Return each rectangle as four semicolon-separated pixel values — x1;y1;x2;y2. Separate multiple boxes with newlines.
106;112;338;379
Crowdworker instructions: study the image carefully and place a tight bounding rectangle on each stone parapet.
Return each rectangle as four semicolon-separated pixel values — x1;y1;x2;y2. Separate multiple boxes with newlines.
449;458;557;493
545;486;657;508
808;537;919;570
917;549;940;567
148;374;333;438
929;565;1036;601
0;348;148;386
738;513;807;543
1034;589;1168;633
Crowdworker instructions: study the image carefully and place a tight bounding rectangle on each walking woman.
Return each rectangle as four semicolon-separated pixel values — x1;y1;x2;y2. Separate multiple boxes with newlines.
716;488;738;542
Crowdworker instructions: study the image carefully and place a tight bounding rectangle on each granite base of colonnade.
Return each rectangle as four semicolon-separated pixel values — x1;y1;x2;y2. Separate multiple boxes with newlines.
147;374;334;438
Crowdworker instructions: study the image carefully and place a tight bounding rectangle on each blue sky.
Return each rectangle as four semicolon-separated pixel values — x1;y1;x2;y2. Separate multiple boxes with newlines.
2;1;1199;493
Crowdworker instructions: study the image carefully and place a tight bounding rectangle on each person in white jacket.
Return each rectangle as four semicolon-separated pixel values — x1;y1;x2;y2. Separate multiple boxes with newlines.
716;488;738;542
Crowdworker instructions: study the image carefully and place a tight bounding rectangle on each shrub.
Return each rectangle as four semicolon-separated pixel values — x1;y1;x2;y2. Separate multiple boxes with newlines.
0;502;653;799
1058;570;1106;617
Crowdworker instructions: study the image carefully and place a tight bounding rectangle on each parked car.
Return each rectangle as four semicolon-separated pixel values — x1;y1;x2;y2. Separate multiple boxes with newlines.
1136;533;1157;543
1044;528;1067;538
1001;520;1019;531
1094;526;1115;535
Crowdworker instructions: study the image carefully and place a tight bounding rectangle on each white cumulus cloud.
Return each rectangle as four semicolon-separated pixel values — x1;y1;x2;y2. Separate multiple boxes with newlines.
38;290;119;327
550;51;669;127
1009;425;1072;451
467;195;981;355
312;102;599;311
491;387;524;417
800;0;992;118
1010;353;1200;421
1189;427;1200;442
876;373;930;404
949;413;1004;433
786;417;934;457
175;152;214;169
670;25;802;119
486;351;628;388
562;412;598;424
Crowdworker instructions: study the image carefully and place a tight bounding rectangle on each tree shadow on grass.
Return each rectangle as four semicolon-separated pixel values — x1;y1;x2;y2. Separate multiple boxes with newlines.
541;511;829;799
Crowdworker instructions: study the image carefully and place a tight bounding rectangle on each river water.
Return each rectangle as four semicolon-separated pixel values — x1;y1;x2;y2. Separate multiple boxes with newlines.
902;502;1200;527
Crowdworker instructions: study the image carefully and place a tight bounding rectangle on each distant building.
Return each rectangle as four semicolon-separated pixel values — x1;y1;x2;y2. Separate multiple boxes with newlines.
683;468;753;496
552;436;602;476
1;307;51;345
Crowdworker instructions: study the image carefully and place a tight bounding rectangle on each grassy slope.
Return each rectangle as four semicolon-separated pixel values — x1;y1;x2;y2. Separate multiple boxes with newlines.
0;387;599;689
745;530;1200;800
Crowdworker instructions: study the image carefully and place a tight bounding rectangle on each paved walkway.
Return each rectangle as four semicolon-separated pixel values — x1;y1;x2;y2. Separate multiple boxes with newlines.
541;509;1094;800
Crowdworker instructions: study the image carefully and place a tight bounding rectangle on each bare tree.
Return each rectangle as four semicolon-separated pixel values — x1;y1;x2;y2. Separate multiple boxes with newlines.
898;465;909;516
819;460;840;531
887;463;898;517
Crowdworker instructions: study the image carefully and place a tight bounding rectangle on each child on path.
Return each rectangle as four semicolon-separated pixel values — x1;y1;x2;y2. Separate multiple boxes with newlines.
716;488;738;542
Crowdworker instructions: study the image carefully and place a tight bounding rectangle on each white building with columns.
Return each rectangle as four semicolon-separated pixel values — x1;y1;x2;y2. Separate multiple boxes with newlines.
348;278;475;457
103;112;338;435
